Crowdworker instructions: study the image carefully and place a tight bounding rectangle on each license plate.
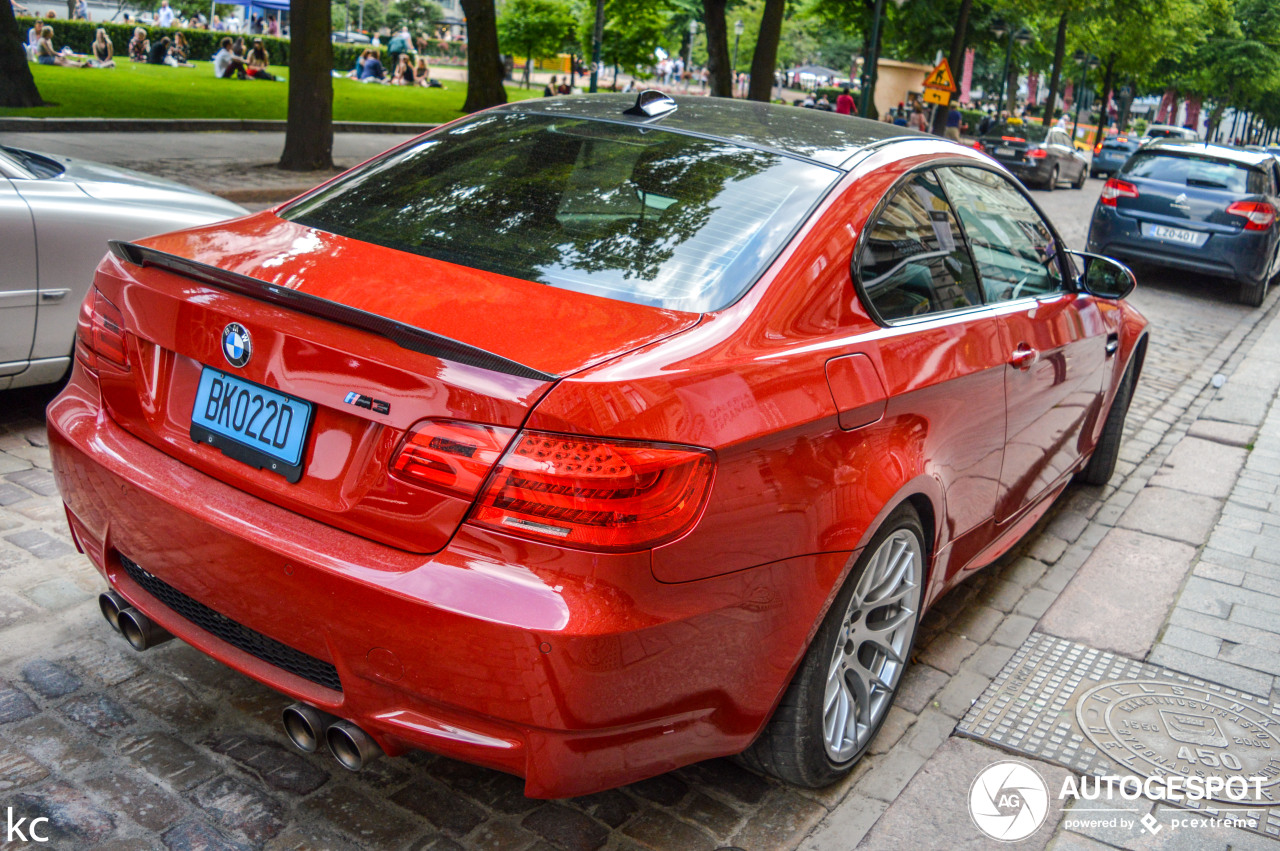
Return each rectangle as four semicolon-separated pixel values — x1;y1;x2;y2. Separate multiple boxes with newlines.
190;368;313;483
995;146;1015;156
1146;224;1206;246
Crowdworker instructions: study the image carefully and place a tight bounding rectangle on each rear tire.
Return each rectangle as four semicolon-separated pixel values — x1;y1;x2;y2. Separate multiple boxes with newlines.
1078;359;1136;486
1074;165;1088;189
1240;277;1268;308
1044;165;1059;191
738;505;925;787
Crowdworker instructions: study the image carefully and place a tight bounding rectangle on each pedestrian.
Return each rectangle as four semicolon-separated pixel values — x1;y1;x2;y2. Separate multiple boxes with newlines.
387;25;411;72
543;75;557;96
156;0;174;28
945;105;962;141
35;25;87;66
73;0;89;21
835;85;856;115
908;108;926;131
414;56;430;87
391;53;415;85
245;37;281;80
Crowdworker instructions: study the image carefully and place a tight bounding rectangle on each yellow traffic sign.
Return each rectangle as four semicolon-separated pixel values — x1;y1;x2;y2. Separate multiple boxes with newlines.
924;59;957;92
922;87;951;105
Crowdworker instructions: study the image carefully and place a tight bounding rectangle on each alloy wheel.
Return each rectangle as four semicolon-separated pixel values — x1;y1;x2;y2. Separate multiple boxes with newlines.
822;528;921;762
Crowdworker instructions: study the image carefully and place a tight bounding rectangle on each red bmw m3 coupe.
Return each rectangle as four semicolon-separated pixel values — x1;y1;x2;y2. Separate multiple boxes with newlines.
48;93;1147;798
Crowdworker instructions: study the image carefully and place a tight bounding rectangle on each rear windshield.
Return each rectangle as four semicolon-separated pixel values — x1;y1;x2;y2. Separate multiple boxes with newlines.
282;112;838;312
986;122;1048;142
1101;139;1138;151
1121;152;1264;193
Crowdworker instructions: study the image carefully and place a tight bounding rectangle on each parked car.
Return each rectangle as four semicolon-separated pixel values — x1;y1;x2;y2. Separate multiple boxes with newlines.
1090;135;1142;179
0;145;246;391
331;30;371;43
974;121;1089;190
1087;139;1280;306
1141;123;1199;142
50;93;1147;798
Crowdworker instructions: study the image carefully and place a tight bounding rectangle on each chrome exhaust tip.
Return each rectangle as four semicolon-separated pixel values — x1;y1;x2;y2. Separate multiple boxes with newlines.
98;590;128;633
326;720;382;771
116;607;174;651
282;703;336;753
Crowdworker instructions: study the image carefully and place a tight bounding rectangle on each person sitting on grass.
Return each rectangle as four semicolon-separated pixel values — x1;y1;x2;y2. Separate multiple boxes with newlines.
245;37;281;80
35;25;87;67
90;28;115;67
171;32;194;65
346;48;372;79
128;27;148;62
147;36;173;65
212;36;249;78
391;53;415;85
358;49;386;83
414;56;431;87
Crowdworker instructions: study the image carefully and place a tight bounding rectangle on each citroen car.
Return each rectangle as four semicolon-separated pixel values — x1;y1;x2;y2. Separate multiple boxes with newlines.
49;93;1147;798
1;144;246;390
974;121;1089;190
1087;140;1280;306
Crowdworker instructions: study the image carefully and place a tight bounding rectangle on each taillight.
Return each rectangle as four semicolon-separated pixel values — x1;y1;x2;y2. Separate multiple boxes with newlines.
390;420;516;498
1100;178;1140;207
973;141;985;151
470;431;715;551
1093;142;1103;154
75;287;129;372
1028;148;1048;159
1227;201;1276;231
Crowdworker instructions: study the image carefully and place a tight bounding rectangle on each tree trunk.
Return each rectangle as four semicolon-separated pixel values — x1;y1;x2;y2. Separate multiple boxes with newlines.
1041;12;1067;125
1005;66;1017;116
702;0;732;97
747;0;784;102
460;0;507;112
1092;53;1116;147
0;0;43;107
279;0;333;171
928;0;973;134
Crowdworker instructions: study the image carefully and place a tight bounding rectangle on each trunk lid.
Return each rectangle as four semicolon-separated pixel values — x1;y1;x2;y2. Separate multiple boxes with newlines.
93;213;700;554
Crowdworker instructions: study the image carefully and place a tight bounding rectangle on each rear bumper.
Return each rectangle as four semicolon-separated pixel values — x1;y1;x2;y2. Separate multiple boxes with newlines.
48;364;842;797
1087;207;1273;285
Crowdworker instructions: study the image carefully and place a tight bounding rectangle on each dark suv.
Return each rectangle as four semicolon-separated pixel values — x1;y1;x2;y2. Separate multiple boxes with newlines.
1087;140;1280;305
1090;136;1142;179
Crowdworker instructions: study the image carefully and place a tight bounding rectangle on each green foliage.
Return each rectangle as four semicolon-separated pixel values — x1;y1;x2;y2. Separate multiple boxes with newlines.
387;0;446;36
0;60;541;119
576;0;672;75
498;0;575;61
330;0;385;35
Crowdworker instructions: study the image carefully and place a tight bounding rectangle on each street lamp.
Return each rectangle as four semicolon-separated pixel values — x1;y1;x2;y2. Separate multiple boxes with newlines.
732;19;744;76
687;19;698;69
991;20;1032;117
1070;50;1099;146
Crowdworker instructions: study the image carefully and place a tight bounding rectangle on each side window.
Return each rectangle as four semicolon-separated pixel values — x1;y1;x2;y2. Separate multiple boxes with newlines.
857;171;981;321
937;167;1065;303
1048;130;1067;148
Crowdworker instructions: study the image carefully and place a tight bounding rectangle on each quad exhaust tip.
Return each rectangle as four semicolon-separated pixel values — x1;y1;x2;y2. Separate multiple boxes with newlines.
98;590;127;633
326;720;382;771
117;607;174;651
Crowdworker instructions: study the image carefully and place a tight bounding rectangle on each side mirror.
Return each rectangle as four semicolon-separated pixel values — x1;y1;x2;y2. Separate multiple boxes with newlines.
1070;250;1137;299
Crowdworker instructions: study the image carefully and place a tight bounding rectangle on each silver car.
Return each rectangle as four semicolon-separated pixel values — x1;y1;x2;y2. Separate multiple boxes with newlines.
1;145;246;389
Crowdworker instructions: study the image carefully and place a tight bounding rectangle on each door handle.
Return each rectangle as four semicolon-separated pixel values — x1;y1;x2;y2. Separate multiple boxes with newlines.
1010;345;1039;370
1105;333;1119;356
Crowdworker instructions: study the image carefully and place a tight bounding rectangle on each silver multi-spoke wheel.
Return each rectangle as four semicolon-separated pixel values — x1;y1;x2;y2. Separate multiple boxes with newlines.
822;528;921;762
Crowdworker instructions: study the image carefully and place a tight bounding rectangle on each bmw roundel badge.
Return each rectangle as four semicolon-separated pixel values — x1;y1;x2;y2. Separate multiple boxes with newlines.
221;323;252;368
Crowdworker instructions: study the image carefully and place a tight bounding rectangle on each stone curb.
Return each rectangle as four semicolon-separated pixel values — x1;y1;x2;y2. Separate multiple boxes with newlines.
0;118;438;134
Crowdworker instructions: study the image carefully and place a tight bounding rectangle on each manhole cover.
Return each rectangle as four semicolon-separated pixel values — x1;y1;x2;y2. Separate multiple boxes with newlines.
958;632;1280;839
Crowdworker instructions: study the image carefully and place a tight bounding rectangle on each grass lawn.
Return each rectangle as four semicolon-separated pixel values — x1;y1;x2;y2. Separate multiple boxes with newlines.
0;62;541;122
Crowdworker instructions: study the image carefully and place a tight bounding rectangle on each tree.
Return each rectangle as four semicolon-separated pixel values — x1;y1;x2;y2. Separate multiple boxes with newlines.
576;0;673;86
497;0;574;87
388;0;446;35
280;0;334;171
460;0;508;111
747;0;783;101
702;0;732;96
0;0;42;108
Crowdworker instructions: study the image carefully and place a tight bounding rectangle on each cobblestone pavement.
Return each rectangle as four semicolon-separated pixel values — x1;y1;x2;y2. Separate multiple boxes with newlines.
0;159;1276;851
